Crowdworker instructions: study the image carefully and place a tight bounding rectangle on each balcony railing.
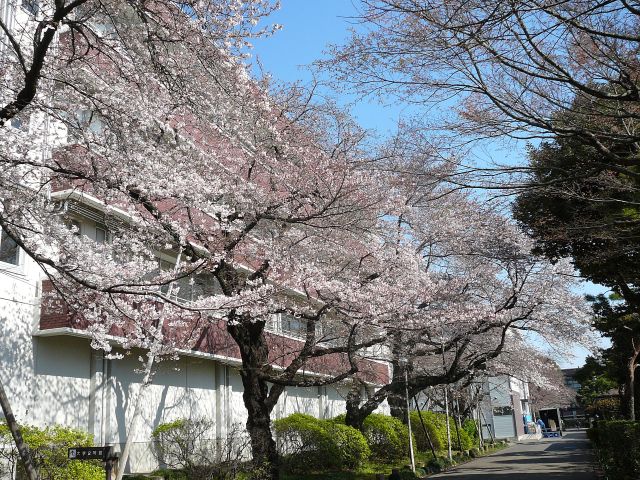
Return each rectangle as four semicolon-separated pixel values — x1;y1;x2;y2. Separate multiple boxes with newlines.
39;280;390;385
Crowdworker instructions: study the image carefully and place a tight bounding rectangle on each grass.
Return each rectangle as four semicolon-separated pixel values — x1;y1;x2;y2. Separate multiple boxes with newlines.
126;442;511;480
282;442;511;479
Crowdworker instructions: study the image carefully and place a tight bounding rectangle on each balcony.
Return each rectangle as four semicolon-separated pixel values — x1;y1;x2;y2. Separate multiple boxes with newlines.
39;281;389;385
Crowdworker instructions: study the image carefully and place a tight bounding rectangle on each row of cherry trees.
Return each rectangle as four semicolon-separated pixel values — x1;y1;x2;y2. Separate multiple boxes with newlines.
0;1;591;479
322;0;640;421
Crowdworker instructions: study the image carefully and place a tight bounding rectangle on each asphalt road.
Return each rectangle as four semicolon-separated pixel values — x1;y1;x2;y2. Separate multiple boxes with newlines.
429;431;597;479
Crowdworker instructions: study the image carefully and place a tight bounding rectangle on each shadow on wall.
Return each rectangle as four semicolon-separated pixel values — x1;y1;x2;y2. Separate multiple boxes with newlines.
108;352;225;473
283;386;320;418
0;295;94;430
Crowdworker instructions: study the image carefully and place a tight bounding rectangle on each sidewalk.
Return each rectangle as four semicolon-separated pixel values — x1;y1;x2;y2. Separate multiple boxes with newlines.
429;431;597;479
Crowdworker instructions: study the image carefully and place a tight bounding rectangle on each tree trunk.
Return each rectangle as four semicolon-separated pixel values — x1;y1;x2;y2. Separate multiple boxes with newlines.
0;376;39;480
117;254;180;479
345;384;367;431
387;362;406;421
453;398;463;452
228;320;279;480
115;354;155;480
628;354;638;421
345;382;403;432
627;340;640;421
388;393;406;421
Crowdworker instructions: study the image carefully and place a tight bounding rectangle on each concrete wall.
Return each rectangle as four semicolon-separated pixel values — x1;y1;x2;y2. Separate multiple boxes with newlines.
480;375;531;440
0;245;46;426
0;199;388;475
0;249;367;474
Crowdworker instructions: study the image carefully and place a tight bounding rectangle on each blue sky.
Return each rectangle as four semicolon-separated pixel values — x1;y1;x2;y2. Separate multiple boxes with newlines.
250;0;411;135
250;1;607;368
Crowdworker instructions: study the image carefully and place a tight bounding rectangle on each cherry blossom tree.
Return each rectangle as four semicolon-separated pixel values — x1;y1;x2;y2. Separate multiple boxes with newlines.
327;1;640;162
0;2;409;478
341;148;593;429
0;1;402;477
1;3;597;480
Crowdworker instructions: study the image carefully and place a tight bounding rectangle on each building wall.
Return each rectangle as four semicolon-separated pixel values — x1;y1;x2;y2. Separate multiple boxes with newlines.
479;375;531;440
0;7;391;474
0;250;389;474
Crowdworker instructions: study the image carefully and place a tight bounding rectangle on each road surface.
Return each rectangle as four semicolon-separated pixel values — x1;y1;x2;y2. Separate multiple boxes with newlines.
429;431;597;479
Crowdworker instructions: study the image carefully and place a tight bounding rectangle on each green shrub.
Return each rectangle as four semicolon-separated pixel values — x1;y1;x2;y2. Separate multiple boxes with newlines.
149;469;189;480
324;422;370;468
453;424;474;451
397;469;418;479
151;417;215;474
0;423;104;480
274;413;335;471
462;419;479;445
410;411;461;452
362;414;412;461
329;414;346;424
410;412;475;452
274;413;370;471
425;457;446;473
589;420;640;479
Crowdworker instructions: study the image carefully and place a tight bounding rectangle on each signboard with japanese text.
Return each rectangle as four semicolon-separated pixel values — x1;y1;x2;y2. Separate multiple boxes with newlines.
68;446;113;461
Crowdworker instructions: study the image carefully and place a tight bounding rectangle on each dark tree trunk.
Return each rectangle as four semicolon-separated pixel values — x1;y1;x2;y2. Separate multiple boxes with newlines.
345;384;368;431
628;352;638;421
345;382;409;432
0;377;39;480
388;393;406;421
388;361;406;422
228;320;279;480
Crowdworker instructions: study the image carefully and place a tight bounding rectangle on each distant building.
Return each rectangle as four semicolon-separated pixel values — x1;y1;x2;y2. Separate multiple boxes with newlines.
560;368;584;419
562;368;581;392
477;376;533;440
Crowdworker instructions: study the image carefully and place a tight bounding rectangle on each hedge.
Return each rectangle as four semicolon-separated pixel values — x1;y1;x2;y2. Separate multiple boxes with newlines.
362;414;413;461
454;421;475;451
409;411;475;453
462;418;479;446
276;412;477;471
0;424;104;480
589;420;640;479
273;414;370;471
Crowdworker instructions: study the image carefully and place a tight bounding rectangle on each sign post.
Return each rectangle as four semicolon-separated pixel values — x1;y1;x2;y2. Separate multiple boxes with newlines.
68;446;118;480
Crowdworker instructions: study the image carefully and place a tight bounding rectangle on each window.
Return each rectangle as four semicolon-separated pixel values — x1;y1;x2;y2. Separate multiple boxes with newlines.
66;219;110;244
67;110;105;142
493;406;514;416
281;313;307;338
0;230;19;265
10;117;24;130
156;265;222;304
76;110;104;134
95;227;107;244
66;219;82;236
21;0;38;15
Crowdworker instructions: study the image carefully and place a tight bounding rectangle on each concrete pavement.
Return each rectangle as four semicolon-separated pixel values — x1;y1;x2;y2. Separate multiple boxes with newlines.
429;431;597;479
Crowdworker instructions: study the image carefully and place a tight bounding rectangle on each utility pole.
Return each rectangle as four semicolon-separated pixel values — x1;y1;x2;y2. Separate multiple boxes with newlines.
399;357;415;472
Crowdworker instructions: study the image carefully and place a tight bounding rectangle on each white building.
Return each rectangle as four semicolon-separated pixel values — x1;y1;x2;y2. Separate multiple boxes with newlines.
0;192;390;475
477;375;533;441
0;1;391;475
